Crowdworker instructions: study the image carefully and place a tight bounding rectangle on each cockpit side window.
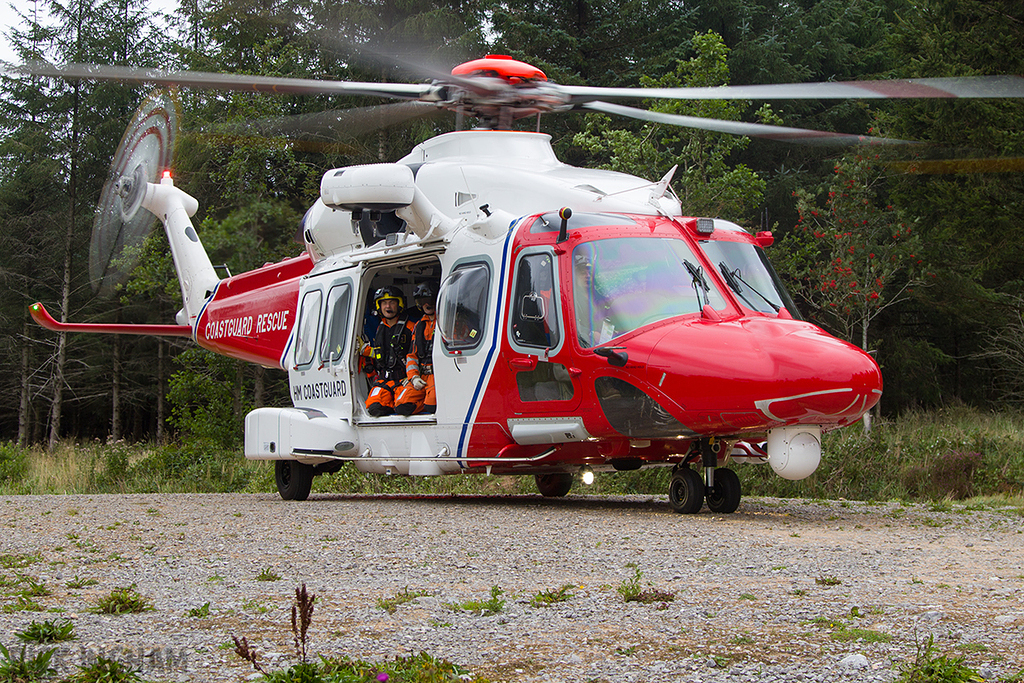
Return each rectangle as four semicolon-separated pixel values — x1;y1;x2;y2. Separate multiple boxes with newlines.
510;251;560;350
437;262;490;353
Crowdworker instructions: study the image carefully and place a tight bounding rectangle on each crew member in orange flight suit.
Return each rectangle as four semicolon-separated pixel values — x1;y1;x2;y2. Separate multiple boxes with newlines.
395;282;437;415
363;286;416;417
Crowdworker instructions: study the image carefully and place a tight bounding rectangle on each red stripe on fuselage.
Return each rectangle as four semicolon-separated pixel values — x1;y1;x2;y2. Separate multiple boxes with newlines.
196;253;312;368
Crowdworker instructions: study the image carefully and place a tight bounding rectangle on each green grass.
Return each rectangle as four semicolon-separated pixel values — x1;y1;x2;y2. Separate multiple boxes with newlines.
0;642;56;682
93;586;154;615
63;656;143;682
448;586;506;616
831;627;892;643
617;564;675;605
0;553;42;570
66;576;99;589
3;406;1024;503
377;587;429;614
16;618;75;643
897;636;983;683
255;566;281;582
530;584;575;607
186;602;211;618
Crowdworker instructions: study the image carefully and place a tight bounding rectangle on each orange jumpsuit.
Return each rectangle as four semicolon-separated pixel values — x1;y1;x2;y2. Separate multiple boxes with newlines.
395;315;435;415
364;315;415;416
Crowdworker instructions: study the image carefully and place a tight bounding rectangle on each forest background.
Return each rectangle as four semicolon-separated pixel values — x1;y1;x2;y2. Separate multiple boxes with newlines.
1;0;1023;501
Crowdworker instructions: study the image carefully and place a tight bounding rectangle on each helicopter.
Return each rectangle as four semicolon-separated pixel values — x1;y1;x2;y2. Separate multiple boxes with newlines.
19;54;1024;511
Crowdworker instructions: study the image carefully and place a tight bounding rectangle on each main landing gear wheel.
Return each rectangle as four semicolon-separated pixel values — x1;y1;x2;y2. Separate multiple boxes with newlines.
535;472;573;498
705;467;741;514
668;466;704;514
275;460;314;501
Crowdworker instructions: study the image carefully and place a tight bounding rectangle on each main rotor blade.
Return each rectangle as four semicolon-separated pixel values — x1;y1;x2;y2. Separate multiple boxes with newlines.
5;61;431;99
213;101;439;141
565;75;1024;103
583;101;915;145
307;33;505;98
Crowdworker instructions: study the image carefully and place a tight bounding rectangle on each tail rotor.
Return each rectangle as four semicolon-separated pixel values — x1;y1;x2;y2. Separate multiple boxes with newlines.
90;89;178;296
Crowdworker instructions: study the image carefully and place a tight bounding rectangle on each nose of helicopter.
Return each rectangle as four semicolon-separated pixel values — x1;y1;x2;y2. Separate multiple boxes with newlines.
639;317;882;432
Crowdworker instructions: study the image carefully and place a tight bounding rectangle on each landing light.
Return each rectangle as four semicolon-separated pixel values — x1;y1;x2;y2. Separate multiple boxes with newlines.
695;217;715;235
580;466;595;486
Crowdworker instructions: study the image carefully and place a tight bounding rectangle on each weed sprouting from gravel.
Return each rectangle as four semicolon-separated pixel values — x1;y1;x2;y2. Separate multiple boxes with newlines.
896;635;982;683
16;575;49;597
377;587;429;614
0;553;41;570
2;595;44;613
291;584;316;663
256;566;281;582
64;655;144;682
617;564;675;605
66;576;98;589
530;584;575;607
186;602;210;618
16;618;75;643
0;642;56;681
448;585;506;616
93;585;153;614
233;584;488;682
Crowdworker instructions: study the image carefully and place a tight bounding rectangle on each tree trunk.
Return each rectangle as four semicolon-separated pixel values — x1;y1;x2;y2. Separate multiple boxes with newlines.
233;362;243;423
47;66;81;451
111;334;121;441
157;339;166;443
18;318;31;446
254;365;265;408
860;312;872;435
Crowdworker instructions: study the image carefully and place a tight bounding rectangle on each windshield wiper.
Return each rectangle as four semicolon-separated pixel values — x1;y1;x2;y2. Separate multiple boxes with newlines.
684;259;710;308
718;262;780;313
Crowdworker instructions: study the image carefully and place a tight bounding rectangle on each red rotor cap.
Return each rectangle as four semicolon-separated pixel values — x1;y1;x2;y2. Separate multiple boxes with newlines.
451;55;547;83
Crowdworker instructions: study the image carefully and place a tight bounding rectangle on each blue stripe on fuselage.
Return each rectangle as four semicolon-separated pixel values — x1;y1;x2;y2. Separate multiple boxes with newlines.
456;223;518;460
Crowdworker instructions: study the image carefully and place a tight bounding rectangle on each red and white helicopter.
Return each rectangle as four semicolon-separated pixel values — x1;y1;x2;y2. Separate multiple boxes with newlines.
21;55;1024;510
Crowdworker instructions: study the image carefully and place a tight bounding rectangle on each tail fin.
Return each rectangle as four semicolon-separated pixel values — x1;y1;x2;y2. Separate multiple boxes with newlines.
141;173;220;326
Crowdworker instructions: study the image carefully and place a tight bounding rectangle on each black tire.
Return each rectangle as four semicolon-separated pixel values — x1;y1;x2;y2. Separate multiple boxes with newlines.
535;472;573;497
705;468;741;514
275;460;314;501
668;467;704;514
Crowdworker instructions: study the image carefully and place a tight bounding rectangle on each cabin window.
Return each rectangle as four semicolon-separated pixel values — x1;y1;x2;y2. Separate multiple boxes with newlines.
510;251;560;350
294;289;323;367
437;262;490;352
517;361;574;402
320;283;352;362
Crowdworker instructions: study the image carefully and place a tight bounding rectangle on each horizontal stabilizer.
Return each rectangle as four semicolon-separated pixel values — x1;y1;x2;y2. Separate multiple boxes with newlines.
30;302;192;337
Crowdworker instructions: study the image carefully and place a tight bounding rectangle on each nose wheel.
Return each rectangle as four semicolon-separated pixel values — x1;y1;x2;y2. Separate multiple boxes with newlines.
669;438;743;514
704;467;741;513
668;465;742;513
668;467;704;513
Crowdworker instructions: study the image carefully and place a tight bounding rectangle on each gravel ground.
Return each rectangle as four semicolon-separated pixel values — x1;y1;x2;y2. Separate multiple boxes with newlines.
1;492;1022;682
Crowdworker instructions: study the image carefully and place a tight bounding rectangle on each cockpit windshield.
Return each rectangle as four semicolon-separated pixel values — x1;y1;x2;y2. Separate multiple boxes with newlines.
571;237;726;348
698;240;802;319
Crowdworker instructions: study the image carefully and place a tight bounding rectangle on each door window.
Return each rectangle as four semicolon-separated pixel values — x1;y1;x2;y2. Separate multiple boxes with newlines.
320;283;352;363
438;262;490;353
294;289;323;367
